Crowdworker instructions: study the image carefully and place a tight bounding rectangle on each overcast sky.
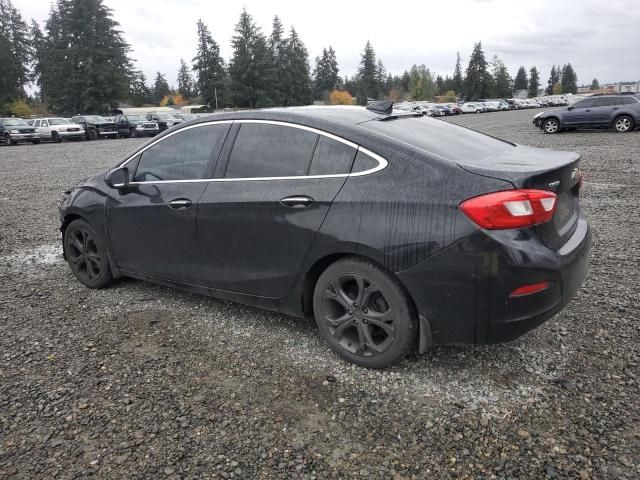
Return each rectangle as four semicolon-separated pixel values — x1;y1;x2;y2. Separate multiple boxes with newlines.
15;0;640;88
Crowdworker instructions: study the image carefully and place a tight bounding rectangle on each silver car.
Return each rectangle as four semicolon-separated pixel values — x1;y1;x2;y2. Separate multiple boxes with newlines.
34;118;85;142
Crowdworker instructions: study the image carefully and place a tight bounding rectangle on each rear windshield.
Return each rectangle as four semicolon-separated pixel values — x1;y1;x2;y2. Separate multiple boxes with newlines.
360;117;513;162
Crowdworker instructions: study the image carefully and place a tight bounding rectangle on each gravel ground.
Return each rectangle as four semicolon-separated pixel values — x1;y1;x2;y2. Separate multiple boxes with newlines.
0;110;638;479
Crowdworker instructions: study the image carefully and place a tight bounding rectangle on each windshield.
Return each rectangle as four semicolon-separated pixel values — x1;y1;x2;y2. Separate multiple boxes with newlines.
49;118;72;125
3;118;28;126
128;115;146;121
84;116;108;123
157;113;178;120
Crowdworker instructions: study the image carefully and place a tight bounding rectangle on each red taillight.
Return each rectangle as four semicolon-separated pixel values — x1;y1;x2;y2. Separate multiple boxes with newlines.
509;281;550;297
460;189;557;229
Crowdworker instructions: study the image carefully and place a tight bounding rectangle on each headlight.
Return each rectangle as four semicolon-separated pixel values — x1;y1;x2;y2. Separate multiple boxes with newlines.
166;121;174;126
10;129;19;133
534;112;544;119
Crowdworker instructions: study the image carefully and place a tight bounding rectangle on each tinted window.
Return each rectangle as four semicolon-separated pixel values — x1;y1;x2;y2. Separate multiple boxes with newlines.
225;123;318;178
351;151;378;173
33;120;40;127
621;97;638;105
573;99;594;109
134;124;230;181
308;137;356;176
593;97;617;107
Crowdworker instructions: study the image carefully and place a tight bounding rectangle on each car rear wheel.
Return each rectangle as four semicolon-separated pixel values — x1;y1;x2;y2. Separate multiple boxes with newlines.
543;118;560;134
613;115;633;133
63;219;113;289
313;257;416;368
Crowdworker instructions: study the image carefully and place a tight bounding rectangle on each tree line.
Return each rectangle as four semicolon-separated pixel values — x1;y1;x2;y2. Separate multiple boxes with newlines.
0;0;581;116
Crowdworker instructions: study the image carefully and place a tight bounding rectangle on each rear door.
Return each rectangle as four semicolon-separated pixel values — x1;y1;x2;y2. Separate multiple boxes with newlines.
40;119;50;138
591;97;619;126
106;122;231;283
197;121;356;297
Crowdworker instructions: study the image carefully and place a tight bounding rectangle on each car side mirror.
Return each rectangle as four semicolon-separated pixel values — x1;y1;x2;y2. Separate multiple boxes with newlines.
567;106;574;111
105;167;130;189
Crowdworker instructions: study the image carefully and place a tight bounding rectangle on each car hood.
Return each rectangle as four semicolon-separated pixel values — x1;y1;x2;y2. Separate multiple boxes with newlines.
6;125;35;132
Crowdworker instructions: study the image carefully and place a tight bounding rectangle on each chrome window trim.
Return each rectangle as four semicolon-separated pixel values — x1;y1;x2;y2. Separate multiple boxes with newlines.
117;119;388;184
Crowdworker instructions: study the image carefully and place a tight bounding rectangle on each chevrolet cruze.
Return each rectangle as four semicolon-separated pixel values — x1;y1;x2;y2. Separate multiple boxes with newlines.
60;103;591;367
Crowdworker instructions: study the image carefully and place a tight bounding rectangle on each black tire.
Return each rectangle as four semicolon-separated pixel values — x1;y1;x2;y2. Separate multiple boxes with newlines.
51;131;61;143
313;256;417;368
63;219;113;289
613;115;634;133
31;139;41;144
543;118;560;134
88;129;98;141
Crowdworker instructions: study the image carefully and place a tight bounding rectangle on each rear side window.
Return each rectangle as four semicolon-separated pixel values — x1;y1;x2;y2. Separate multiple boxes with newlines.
308;137;356;176
134;124;230;181
225;123;318;178
351;151;378;173
593;98;616;107
621;97;638;105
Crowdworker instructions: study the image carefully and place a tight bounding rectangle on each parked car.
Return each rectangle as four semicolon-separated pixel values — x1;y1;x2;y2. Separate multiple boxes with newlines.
33;117;85;142
114;113;160;138
0;117;40;145
534;95;640;134
172;113;198;121
59;102;591;368
433;104;453;116
146;113;183;132
72;115;118;140
461;102;483;113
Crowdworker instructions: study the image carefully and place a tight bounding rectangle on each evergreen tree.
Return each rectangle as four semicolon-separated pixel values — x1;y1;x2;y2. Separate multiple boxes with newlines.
408;64;435;100
561;63;577;94
280;27;312;106
129;71;152;106
356;41;380;105
192;19;227;108
546;65;560;95
268;15;286;105
376;59;387;97
492;55;512;98
452;52;464;95
463;42;488;101
590;78;600;90
312;46;339;101
177;58;194;99
528;66;540;98
153;72;170;103
513;66;528;92
35;0;133;114
229;9;275;108
0;0;32;103
436;75;445;95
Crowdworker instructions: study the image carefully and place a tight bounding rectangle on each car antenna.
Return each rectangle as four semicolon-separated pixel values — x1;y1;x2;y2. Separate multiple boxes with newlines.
366;100;394;115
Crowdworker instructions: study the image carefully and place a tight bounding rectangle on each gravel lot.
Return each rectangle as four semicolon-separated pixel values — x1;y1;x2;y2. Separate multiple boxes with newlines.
1;109;638;479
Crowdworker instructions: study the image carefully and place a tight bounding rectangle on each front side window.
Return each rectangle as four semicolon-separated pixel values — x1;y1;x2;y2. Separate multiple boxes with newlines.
134;124;230;182
33;120;41;127
573;99;594;109
225;123;318;178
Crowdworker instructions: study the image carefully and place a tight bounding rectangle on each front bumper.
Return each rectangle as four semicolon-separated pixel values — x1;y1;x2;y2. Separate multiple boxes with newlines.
135;126;160;135
58;130;85;139
8;132;38;141
397;214;591;345
98;131;118;137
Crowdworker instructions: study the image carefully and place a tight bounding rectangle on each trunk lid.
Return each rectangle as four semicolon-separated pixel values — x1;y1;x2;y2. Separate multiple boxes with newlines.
458;145;581;250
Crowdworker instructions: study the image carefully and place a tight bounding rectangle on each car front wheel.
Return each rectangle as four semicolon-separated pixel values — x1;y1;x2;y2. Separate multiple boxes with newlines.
313;256;417;368
543;118;560;134
63;219;113;289
613;115;634;133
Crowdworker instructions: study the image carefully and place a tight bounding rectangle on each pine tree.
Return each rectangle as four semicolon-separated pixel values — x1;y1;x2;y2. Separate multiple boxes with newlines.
356;41;380;105
513;66;528;92
192;19;227;108
452;52;464;95
492;56;512;98
528;67;540;98
436;75;445;95
280;27;312;106
546;66;560;95
34;0;133;114
229;9;275;108
177;59;194;99
0;0;32;104
590;78;600;91
312;46;339;101
463;42;488;101
153;72;170;103
561;63;577;94
129;71;152;107
268;15;286;105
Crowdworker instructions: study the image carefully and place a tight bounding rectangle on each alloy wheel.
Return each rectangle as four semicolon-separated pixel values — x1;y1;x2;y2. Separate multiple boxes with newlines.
615;117;632;132
544;119;559;133
66;226;102;283
320;273;396;357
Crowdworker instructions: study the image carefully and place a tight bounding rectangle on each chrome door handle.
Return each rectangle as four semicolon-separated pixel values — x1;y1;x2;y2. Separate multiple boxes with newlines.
168;199;192;210
280;196;314;208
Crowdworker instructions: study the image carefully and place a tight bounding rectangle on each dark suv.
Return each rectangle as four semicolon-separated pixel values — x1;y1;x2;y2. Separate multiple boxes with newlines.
0;117;40;145
72;115;118;140
114;113;160;138
146;113;183;132
534;95;640;133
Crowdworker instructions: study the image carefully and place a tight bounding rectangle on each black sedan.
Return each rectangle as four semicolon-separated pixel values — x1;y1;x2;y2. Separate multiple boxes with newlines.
534;94;640;133
59;103;591;368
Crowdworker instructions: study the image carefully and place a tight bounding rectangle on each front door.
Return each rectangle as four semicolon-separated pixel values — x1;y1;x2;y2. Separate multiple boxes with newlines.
564;99;594;127
197;122;357;297
106;122;231;283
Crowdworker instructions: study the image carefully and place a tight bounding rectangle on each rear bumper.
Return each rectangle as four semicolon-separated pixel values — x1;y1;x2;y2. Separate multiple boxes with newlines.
397;214;591;345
